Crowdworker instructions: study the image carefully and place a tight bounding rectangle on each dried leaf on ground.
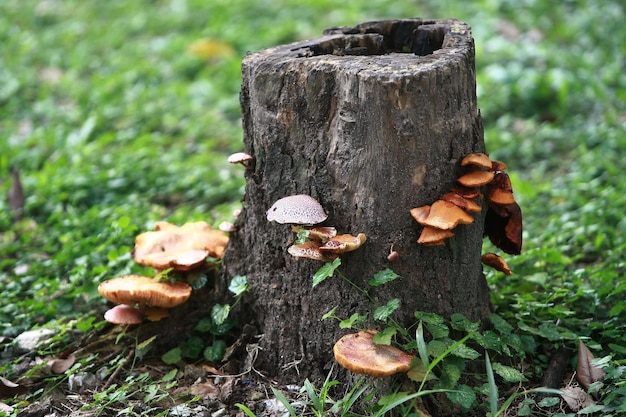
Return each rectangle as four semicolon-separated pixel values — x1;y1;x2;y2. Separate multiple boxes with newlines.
576;340;606;390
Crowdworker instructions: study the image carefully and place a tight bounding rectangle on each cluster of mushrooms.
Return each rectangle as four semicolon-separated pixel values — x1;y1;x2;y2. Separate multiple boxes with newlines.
98;221;229;325
410;152;522;275
266;194;367;262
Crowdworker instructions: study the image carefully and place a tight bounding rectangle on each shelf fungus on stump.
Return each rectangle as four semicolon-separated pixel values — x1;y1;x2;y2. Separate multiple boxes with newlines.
410;152;523;273
333;330;415;377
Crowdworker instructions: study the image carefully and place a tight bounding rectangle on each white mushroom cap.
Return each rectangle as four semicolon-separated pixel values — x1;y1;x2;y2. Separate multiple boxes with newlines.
266;194;328;224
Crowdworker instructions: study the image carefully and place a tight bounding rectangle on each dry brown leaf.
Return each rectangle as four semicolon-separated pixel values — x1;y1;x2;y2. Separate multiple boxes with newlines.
576;340;606;390
49;355;76;374
560;385;594;412
0;375;28;397
189;379;221;398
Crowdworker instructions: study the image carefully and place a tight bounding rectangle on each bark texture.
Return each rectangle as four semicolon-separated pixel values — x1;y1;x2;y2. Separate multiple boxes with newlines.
220;18;491;382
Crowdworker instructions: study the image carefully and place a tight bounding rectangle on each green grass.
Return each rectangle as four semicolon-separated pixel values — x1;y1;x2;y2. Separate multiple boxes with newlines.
1;0;625;415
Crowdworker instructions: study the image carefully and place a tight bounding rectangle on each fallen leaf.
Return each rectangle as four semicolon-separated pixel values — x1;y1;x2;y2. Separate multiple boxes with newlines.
576;340;605;390
49;354;76;374
560;385;594;412
0;376;29;397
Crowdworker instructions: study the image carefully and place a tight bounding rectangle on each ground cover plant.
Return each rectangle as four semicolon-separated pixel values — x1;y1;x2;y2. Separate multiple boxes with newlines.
1;0;625;416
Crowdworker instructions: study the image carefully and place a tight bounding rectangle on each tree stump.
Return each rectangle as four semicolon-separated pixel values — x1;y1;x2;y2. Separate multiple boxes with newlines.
220;18;491;382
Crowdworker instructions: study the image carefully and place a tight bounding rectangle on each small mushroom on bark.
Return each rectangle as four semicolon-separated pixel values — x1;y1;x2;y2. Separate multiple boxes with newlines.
418;200;474;230
333;330;415;377
319;233;367;254
266;194;328;225
457;169;495;187
417;226;454;246
227;152;255;169
288;241;332;262
460;152;492;169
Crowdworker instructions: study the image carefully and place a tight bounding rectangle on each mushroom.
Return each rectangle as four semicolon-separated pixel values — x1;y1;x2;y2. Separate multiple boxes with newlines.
266;194;328;225
417;200;474;230
491;160;508;171
319;233;367;254
409;205;431;224
103;304;143;325
460;152;492;169
387;244;399;262
291;226;337;242
134;221;229;270
227;152;254;169
288;241;332;262
417;226;454;246
98;275;193;308
457;170;495;187
440;192;481;213
333;330;415;377
481;253;512;275
487;187;515;205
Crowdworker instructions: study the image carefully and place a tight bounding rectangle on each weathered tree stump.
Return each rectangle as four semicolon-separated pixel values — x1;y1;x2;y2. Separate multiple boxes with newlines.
220;18;491;382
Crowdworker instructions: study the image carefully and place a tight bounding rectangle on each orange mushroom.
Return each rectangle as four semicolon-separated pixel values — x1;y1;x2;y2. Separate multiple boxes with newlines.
418;200;474;230
288;241;331;262
98;275;193;308
319;233;367;254
333;330;415;377
417;226;454;246
460;152;492;169
134;221;228;270
457;169;495;187
440;192;482;213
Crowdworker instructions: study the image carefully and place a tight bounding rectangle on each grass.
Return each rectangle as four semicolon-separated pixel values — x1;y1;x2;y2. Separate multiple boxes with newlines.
1;0;625;415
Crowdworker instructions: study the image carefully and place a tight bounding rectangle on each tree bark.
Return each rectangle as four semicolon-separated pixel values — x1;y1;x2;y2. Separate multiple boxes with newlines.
220;18;491;382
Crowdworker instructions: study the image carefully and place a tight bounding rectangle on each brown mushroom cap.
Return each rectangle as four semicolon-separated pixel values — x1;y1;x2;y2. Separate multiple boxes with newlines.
419;200;474;230
487;187;516;205
98;275;193;308
461;152;492;169
491;160;508;171
319;233;367;253
457;170;495;187
292;226;338;242
417;226;454;246
104;304;143;325
440;192;482;213
267;194;328;225
333;330;415;377
484;202;523;255
409;205;431;224
288;241;330;262
134;221;228;269
481;253;512;275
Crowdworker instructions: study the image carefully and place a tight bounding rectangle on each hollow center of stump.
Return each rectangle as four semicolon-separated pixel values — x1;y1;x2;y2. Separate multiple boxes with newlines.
306;20;448;57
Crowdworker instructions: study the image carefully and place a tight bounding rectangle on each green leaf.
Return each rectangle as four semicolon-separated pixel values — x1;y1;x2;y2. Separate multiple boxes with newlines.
368;268;400;287
450;313;479;333
492;362;527;383
445;384;476;411
161;347;182;365
322;306;338;320
489;313;514;334
228;275;248;296
161;368;178;382
312;258;341;288
373;327;396;345
452;344;481;360
339;313;367;329
204;340;227;362
211;304;230;326
373;298;400;321
485;352;498;416
416;322;430;369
